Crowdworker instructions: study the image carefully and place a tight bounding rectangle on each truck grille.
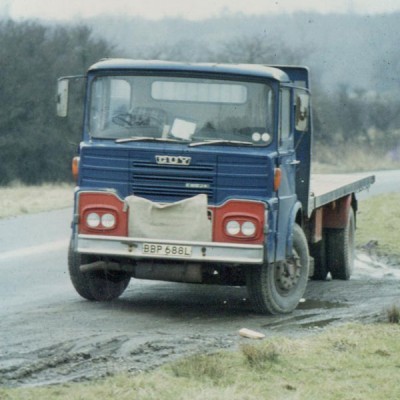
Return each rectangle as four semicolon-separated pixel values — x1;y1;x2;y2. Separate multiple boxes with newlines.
131;160;215;202
80;146;273;204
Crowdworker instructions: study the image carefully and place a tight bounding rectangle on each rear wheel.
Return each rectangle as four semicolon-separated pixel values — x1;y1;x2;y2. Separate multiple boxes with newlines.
326;208;355;280
310;239;329;280
246;224;310;314
68;239;131;301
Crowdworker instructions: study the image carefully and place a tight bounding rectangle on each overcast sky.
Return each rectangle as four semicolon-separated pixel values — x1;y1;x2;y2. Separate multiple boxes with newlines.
2;0;400;21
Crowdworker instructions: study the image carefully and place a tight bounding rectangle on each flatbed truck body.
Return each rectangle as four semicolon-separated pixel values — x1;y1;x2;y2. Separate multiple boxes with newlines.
58;60;374;314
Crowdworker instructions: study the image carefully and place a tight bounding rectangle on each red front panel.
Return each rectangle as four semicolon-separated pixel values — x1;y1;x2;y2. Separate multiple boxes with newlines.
78;192;128;236
212;200;265;244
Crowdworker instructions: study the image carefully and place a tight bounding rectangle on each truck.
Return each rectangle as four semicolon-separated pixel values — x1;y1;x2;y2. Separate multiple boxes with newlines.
57;59;375;314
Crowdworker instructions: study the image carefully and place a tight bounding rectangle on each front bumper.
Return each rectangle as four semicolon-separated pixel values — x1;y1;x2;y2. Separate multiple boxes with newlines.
77;234;264;265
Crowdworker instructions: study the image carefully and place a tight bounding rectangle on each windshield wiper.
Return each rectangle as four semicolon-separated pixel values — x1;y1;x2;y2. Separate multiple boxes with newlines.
115;136;190;144
189;139;254;147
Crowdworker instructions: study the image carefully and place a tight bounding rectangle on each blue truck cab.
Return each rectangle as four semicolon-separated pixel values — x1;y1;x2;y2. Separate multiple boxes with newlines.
58;59;374;314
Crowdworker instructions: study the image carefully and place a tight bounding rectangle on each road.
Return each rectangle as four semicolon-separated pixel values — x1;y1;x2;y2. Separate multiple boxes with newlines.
1;170;399;387
357;169;400;199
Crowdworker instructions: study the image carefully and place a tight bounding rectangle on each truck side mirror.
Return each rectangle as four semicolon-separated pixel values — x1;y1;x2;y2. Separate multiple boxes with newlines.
57;78;69;117
295;93;309;132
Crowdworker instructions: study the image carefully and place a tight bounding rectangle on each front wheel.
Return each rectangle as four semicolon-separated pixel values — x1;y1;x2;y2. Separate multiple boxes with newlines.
246;224;310;314
68;239;131;301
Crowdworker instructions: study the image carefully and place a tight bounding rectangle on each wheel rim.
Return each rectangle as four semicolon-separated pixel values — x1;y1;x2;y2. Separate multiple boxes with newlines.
274;250;302;295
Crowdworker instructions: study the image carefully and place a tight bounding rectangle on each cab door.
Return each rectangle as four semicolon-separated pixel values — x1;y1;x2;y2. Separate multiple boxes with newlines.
275;87;298;261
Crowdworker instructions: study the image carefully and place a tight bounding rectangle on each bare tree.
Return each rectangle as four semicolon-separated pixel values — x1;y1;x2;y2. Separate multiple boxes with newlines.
211;34;301;65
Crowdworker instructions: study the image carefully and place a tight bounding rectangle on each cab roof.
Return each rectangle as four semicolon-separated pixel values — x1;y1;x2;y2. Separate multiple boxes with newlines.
88;59;291;83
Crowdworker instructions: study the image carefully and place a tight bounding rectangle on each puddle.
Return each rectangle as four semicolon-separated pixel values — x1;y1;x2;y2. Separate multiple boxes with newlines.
263;314;342;331
298;317;341;329
262;300;347;329
298;299;347;310
263;313;318;328
355;253;400;279
263;300;348;331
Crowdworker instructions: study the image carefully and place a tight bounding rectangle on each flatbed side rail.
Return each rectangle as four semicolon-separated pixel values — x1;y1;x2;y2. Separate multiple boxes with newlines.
308;173;375;216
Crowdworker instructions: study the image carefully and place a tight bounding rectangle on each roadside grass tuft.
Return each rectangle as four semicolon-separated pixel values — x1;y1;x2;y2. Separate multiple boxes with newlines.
240;342;279;369
168;352;231;385
387;304;400;324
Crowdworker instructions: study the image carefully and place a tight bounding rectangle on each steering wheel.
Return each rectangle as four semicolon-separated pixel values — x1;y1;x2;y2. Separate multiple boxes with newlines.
112;108;166;129
131;111;164;128
112;113;135;128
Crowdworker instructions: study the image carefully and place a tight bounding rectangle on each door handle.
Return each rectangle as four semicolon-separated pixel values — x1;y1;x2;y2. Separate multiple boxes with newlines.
288;160;300;165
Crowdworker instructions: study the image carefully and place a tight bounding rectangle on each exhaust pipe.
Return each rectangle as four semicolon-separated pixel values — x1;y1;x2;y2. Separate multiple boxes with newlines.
80;261;126;273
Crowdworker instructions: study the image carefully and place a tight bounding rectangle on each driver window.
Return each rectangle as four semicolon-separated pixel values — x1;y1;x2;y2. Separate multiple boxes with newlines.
279;88;291;149
110;79;131;117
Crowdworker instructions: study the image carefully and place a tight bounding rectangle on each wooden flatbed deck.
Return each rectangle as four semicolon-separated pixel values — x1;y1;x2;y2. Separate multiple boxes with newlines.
309;173;375;213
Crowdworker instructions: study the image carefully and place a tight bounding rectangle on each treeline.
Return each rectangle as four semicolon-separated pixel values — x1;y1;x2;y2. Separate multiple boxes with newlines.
314;87;400;150
0;20;114;185
0;19;399;186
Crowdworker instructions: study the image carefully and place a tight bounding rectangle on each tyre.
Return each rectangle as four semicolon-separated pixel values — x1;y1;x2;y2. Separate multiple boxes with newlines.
310;239;329;280
68;239;131;301
326;207;355;280
246;224;310;314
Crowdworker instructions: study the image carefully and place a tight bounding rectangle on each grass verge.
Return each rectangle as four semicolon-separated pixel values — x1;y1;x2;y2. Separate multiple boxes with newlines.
0;183;73;219
2;323;400;400
356;193;400;259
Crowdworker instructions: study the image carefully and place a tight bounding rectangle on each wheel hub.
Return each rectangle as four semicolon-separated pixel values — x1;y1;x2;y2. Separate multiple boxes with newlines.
275;253;301;292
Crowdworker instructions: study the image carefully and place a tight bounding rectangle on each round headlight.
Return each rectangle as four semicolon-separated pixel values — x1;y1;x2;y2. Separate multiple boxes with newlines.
101;213;116;228
86;212;100;228
252;132;261;142
241;221;256;237
262;132;271;143
226;220;240;236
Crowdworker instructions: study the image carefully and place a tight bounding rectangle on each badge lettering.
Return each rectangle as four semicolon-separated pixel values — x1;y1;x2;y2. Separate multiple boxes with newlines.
155;155;191;165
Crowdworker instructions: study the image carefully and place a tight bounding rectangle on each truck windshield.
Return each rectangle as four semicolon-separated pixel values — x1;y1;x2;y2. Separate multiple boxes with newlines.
89;75;274;145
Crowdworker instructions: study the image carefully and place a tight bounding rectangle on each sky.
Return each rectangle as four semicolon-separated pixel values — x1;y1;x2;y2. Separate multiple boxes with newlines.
1;0;400;21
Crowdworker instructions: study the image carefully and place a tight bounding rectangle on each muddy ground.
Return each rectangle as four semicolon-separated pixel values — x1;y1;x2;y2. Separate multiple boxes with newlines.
1;247;399;388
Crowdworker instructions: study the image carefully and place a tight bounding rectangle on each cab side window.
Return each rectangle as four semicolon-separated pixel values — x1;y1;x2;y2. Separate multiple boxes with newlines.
279;88;292;149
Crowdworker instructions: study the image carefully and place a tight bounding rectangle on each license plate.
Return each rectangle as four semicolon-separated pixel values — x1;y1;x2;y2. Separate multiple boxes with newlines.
142;243;192;257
